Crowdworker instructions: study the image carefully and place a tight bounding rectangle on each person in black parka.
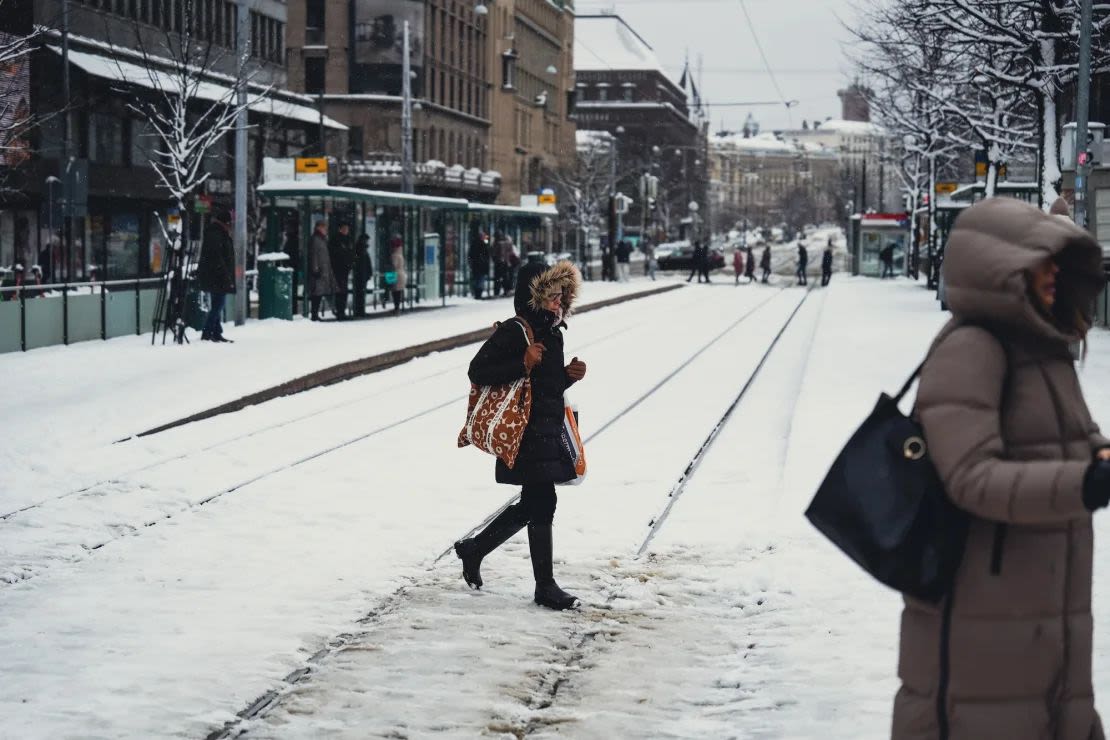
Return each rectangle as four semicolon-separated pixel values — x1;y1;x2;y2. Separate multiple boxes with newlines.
821;238;834;287
744;244;756;283
760;245;772;284
796;243;808;286
455;260;588;611
197;209;236;342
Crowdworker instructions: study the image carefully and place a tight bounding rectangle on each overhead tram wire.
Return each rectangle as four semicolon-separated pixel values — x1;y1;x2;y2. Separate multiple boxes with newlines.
735;0;795;125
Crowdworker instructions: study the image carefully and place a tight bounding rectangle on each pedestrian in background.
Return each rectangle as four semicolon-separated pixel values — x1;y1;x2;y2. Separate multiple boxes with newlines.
616;238;632;282
197;208;235;342
760;245;772;284
880;243;896;278
309;220;338;322
496;231;517;296
745;244;756;283
643;240;657;281
796;243;809;286
329;222;354;321
282;220;301;314
699;241;712;283
469;231;491;300
389;236;407;315
892;197;1109;740
733;248;745;285
455;260;587;611
688;241;708;283
353;229;373;317
821;239;834;287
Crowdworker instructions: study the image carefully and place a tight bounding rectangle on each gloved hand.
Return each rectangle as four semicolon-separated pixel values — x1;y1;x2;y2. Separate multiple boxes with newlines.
565;356;587;382
1082;461;1110;511
524;342;546;372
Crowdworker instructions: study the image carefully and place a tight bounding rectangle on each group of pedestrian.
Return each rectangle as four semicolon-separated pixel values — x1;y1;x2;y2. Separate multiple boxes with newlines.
686;240;713;283
468;230;520;300
308;220;405;321
727;238;835;288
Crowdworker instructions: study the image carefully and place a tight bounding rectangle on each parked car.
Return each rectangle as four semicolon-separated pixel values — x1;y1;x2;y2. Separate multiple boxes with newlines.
656;245;725;271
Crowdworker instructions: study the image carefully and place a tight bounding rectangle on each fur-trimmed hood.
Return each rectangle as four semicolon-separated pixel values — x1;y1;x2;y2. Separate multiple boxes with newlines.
514;260;582;320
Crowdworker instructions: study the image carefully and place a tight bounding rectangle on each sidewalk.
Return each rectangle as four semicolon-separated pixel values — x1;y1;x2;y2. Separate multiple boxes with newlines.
0;276;680;497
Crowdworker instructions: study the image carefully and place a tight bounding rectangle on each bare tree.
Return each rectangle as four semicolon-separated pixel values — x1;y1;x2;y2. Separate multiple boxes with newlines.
0;2;41;191
548;134;620;265
105;0;268;343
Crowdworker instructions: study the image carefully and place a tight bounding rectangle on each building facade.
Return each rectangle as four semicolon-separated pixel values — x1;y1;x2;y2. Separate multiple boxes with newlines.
285;0;501;200
485;0;575;206
0;0;339;283
572;14;706;241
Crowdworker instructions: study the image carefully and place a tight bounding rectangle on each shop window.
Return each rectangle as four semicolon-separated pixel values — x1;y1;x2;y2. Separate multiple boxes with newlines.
305;57;325;94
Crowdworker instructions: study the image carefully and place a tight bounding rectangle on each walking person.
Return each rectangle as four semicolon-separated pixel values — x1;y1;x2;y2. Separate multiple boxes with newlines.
616;238;632;283
880;243;896;278
352;229;373;317
733;247;745;285
699;241;713;283
469;231;491;300
329;223;354;320
760;244;772;284
821;239;834;287
308;220;339;322
744;244;756;283
388;235;407;315
454;260;588;611
495;231;517;296
197;208;235;342
892;197;1110;740
796;243;809;286
686;241;704;283
643;240;658;282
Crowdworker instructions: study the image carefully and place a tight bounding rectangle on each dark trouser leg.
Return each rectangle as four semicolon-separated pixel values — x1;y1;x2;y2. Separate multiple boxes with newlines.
392;290;402;312
203;292;226;338
521;481;578;610
352;265;366;316
310;295;322;320
454;502;530;589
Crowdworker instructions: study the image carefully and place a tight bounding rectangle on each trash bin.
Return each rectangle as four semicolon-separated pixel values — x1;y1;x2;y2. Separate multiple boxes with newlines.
185;286;208;331
258;253;293;320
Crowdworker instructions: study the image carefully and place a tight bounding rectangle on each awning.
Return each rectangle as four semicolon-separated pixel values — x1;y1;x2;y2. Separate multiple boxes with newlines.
257;182;470;210
468;203;558;218
48;46;347;130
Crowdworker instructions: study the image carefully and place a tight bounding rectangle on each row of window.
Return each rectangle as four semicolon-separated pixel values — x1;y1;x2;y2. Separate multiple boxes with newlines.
75;0;284;64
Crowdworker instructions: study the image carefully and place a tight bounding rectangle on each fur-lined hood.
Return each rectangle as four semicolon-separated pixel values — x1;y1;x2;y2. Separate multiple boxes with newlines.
515;260;582;319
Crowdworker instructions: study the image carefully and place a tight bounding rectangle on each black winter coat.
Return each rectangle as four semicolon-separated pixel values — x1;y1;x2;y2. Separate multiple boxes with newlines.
822;249;833;272
329;233;354;277
760;247;772;269
468;263;578;485
197;221;235;294
745;247;756;276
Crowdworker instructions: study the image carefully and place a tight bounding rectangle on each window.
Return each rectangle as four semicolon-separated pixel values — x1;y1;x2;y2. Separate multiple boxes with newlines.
130;119;155;168
501;50;517;90
598;86;608;102
305;57;325;95
348;126;364;160
305;0;325;45
89;113;124;166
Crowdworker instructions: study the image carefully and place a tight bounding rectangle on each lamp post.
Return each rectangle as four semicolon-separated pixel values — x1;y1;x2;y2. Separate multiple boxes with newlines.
233;0;250;326
401;20;414;194
1074;0;1094;229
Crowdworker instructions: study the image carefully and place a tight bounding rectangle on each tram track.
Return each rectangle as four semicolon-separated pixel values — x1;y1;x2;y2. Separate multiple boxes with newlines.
0;287;743;588
208;286;810;740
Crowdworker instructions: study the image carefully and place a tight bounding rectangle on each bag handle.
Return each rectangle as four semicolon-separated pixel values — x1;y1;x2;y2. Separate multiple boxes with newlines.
893;362;924;404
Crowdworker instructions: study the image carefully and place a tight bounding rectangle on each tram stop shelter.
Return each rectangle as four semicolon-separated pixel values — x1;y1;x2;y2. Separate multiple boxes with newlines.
257;183;469;316
849;212;911;277
461;202;559;294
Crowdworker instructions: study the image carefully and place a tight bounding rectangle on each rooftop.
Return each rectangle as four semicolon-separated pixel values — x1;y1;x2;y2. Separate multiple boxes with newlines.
574;15;665;75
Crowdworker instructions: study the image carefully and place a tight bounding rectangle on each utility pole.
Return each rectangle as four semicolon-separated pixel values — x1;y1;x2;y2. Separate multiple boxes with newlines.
1075;0;1094;230
61;0;72;282
233;0;250;325
401;20;414;194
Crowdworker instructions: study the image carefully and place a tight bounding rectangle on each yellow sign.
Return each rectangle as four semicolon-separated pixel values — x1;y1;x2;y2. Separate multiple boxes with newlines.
539;193;557;206
295;157;328;174
935;182;958;195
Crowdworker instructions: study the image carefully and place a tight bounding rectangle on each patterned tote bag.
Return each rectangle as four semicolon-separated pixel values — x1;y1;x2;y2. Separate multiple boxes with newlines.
457;318;534;468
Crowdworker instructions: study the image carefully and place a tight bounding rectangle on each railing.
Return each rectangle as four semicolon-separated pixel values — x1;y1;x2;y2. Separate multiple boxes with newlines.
0;277;164;353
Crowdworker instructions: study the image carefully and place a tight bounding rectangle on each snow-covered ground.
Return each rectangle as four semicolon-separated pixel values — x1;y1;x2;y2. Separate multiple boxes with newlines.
6;274;1110;738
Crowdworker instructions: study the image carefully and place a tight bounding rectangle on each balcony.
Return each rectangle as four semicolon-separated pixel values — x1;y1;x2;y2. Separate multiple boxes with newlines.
341;155;502;197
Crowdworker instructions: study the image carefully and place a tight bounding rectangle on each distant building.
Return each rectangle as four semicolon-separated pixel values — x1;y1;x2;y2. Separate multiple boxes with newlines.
837;82;872;123
573;13;706;240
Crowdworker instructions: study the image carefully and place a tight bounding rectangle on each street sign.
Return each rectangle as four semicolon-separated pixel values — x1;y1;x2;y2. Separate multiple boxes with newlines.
295;157;328;174
935;182;958;195
194;194;212;214
539;190;557;206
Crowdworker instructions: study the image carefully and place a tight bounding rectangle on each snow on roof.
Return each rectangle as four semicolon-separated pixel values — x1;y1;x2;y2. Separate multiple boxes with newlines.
574;15;664;74
815;119;886;136
713;132;797;154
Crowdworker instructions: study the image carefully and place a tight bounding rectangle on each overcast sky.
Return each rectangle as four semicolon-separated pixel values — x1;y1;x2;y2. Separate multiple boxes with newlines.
574;0;864;133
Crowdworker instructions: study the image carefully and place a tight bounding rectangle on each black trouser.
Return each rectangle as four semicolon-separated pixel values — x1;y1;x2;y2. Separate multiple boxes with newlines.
493;262;507;296
761;267;770;283
822;270;832;287
391;289;403;312
520;480;557;525
310;295;323;319
700;265;711;283
797;266;807;285
334;269;350;317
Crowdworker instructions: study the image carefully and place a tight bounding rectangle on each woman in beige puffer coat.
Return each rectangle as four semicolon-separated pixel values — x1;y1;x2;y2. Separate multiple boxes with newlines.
893;197;1110;740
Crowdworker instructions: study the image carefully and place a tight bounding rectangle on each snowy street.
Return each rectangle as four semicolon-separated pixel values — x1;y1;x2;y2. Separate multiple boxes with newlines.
5;275;1110;739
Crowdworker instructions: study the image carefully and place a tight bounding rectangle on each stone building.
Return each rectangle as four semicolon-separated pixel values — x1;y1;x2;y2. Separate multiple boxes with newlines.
484;0;576;206
285;0;500;200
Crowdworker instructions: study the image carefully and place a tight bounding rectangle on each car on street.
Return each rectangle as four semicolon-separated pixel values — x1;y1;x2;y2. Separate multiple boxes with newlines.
656;245;725;272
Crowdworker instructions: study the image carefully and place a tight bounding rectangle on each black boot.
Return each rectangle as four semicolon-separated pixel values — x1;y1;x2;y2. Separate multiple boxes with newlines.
453;504;528;590
528;523;579;610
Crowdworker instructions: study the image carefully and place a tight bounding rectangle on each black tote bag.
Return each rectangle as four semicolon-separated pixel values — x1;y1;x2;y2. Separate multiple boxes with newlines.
804;366;968;603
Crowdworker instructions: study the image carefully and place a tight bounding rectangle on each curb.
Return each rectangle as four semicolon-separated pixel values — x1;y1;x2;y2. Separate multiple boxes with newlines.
126;283;684;441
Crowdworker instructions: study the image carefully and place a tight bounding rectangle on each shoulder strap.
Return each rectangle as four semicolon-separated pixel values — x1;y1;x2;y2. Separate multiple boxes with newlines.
900;321;1011;408
893;363;924;404
513;316;534;345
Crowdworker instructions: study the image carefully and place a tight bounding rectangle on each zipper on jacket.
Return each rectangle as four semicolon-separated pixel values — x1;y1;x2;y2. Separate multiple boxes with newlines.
937;591;955;740
989;523;1007;575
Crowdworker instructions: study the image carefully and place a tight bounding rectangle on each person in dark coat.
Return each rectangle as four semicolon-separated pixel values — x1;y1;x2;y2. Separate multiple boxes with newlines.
880;243;896;278
796;243;809;286
821;239;834;287
329;223;354;320
282;222;301;314
455;260;588;611
616;239;633;282
687;241;707;283
469;231;491;300
699;241;713;283
760;245;772;284
197;209;236;342
744;245;756;283
309;221;339;321
352;230;373;317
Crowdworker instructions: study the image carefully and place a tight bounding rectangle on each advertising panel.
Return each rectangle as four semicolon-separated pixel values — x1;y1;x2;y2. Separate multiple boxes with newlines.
350;0;424;96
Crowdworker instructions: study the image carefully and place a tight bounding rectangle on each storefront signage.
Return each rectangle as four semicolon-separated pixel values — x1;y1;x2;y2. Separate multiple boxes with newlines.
539;189;557;206
935;182;958;195
295;157;329;183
